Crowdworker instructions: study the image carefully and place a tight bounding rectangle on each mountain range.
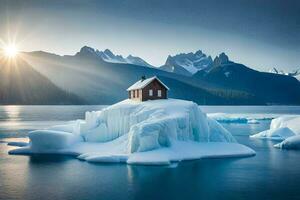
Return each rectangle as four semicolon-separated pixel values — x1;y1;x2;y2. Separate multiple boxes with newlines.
77;46;153;68
1;46;300;105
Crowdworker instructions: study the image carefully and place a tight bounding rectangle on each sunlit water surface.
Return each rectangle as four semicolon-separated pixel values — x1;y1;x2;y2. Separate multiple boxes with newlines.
1;105;300;200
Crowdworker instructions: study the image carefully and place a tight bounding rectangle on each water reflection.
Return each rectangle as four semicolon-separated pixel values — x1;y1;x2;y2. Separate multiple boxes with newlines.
0;143;30;199
3;106;21;121
2;123;300;200
0;105;106;139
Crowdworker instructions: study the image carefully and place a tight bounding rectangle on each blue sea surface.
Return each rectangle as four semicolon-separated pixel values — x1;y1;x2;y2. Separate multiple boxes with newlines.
1;105;300;200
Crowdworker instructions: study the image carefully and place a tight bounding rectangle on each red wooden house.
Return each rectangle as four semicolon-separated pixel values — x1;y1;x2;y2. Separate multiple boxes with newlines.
127;76;169;101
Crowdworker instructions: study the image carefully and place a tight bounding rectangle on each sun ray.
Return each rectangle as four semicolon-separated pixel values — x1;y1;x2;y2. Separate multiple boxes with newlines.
0;40;19;59
4;45;18;57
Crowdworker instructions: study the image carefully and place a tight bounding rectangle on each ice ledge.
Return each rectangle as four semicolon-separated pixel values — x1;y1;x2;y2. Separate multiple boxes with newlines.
9;141;255;165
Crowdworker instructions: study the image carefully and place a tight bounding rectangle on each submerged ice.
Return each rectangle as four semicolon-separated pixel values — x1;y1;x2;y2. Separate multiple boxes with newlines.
9;99;255;165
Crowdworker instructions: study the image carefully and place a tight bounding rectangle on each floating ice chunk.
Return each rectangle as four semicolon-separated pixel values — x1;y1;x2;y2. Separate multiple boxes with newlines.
247;119;259;124
251;116;300;140
274;135;300;149
208;113;276;124
251;127;295;141
208;113;248;123
270;116;300;134
252;115;300;150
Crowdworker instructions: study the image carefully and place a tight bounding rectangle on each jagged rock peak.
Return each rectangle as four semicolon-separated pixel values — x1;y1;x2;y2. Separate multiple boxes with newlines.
161;50;213;75
213;52;230;67
80;46;95;53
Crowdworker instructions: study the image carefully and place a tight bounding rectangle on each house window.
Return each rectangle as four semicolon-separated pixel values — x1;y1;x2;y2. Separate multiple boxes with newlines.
133;90;135;98
136;90;139;98
158;90;162;97
149;89;153;96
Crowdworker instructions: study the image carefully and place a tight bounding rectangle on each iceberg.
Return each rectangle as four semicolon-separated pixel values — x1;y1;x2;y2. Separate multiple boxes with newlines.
251;116;300;149
9;99;255;165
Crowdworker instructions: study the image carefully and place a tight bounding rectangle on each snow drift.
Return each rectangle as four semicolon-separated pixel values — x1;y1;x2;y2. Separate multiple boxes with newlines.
9;99;255;165
251;116;300;150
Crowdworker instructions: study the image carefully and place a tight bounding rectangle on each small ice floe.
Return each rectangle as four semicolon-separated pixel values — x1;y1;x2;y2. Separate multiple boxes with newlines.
207;113;276;124
251;116;300;150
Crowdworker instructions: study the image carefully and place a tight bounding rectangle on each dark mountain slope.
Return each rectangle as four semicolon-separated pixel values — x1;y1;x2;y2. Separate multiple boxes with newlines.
194;62;300;104
0;56;83;105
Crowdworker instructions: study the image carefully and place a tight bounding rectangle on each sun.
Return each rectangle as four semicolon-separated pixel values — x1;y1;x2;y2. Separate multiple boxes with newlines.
3;45;19;58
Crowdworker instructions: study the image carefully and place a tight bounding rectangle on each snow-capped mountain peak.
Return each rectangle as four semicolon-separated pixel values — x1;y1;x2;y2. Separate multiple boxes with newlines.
76;46;153;67
126;55;153;67
159;50;213;76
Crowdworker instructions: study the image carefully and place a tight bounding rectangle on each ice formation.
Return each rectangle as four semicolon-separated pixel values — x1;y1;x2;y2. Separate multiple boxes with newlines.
207;113;276;124
274;135;300;149
251;116;300;149
9;99;255;165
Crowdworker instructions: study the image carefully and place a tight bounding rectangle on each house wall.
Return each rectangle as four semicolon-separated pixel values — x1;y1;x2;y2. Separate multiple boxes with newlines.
129;89;143;101
142;79;167;101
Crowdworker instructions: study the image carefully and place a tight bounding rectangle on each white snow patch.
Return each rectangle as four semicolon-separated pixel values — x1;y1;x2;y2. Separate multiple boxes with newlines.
224;72;231;77
175;59;199;74
9;99;255;165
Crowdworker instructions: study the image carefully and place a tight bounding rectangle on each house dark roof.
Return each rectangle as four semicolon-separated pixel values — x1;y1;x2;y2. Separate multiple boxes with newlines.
126;76;170;91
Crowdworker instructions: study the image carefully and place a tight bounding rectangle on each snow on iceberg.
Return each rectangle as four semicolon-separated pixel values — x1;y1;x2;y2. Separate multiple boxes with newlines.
251;116;300;149
9;99;255;165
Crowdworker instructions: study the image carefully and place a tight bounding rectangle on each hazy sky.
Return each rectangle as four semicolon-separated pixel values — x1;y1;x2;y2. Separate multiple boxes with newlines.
0;0;299;71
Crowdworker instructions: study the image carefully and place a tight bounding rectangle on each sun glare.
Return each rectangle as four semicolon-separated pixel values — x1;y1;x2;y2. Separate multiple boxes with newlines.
4;45;18;58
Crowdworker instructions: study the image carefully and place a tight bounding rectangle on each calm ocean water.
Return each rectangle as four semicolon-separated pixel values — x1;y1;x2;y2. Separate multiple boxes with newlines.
1;105;300;200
